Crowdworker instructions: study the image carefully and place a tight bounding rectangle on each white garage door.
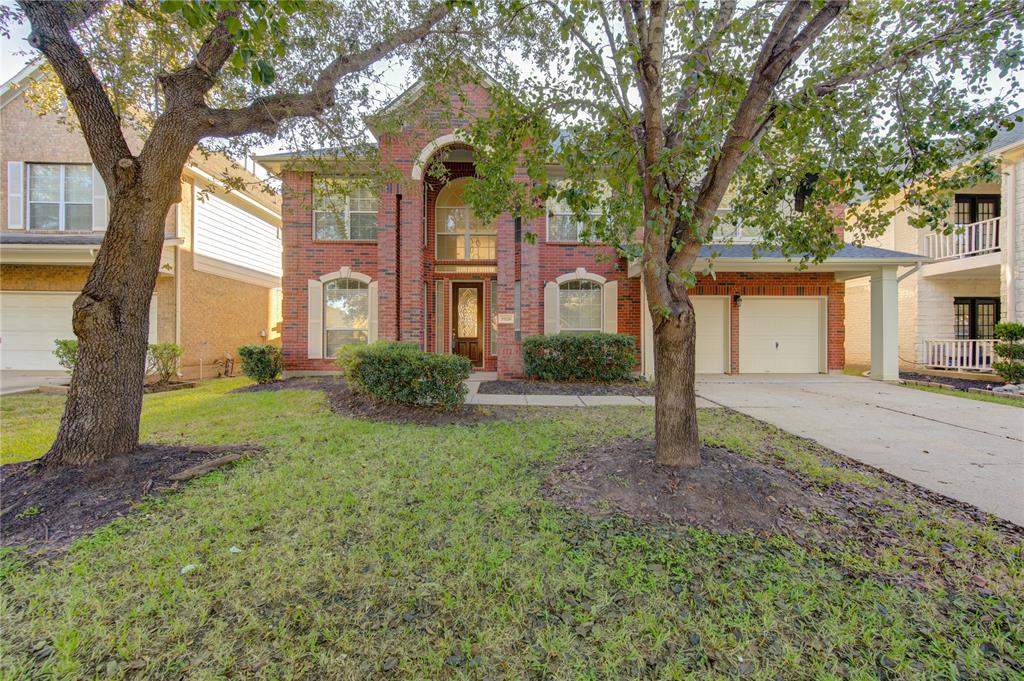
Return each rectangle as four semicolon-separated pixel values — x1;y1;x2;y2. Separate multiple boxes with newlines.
0;292;157;371
693;296;728;374
739;298;822;373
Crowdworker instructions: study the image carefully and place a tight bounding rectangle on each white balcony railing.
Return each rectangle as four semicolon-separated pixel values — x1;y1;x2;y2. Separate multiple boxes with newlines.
925;217;1001;261
923;339;996;372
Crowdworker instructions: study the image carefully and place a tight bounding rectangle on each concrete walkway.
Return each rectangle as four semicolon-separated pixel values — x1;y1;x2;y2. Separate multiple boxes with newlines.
695;374;1024;526
0;371;68;396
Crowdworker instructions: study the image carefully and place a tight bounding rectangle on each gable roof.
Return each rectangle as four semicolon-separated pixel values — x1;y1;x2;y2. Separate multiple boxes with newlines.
989;107;1024;154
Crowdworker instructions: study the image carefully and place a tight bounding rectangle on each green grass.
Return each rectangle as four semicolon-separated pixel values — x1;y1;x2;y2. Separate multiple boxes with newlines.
1;379;1021;679
902;382;1024;408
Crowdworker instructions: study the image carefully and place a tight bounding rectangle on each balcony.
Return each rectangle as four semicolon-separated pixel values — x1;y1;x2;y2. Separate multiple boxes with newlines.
925;217;1000;261
923;339;995;373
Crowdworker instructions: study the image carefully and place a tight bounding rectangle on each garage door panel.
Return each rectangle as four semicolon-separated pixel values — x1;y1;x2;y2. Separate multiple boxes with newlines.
1;292;157;371
693;297;727;374
739;298;821;373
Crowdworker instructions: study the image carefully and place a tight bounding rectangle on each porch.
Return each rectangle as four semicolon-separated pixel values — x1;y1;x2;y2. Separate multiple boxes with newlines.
923;338;996;373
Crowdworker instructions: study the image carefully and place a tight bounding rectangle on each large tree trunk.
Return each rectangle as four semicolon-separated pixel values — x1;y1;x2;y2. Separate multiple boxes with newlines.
653;292;701;467
40;182;174;468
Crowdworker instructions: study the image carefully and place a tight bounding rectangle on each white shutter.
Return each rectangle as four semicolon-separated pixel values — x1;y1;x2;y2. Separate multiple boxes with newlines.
544;281;559;335
602;280;618;333
91;165;108;231
7;161;24;229
148;295;159;342
307;279;324;359
368;281;379;343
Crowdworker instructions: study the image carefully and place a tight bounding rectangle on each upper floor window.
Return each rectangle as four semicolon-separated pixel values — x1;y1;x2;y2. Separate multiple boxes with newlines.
558;279;602;333
435;176;496;260
324;278;369;354
313;180;378;241
709;209;762;243
28;163;92;231
547;189;600;242
954;194;999;225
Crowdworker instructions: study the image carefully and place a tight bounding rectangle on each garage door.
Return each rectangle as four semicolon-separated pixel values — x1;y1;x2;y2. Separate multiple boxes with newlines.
0;292;157;371
693;296;728;374
739;298;822;373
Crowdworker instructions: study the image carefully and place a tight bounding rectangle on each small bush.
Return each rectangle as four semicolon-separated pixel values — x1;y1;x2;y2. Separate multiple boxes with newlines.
53;339;78;373
146;343;183;384
337;341;471;409
237;344;283;384
523;333;636;382
992;322;1024;384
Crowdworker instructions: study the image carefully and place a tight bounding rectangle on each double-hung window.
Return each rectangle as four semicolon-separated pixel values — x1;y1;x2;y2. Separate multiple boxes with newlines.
313;180;379;241
558;280;602;333
27;163;92;231
324;278;369;354
547;197;599;242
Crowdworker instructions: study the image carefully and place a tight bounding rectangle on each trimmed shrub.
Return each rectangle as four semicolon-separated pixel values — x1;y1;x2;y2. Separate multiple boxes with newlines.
53;338;78;373
522;333;636;382
993;322;1024;384
337;341;471;409
238;344;284;384
146;343;183;384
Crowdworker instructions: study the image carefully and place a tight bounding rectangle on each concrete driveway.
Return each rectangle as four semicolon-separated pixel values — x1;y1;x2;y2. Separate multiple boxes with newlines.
0;371;68;396
696;374;1024;526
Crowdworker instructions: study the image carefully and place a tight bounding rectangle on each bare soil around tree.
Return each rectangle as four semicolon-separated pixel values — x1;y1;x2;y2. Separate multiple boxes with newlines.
1;444;258;556
545;438;845;536
232;377;513;425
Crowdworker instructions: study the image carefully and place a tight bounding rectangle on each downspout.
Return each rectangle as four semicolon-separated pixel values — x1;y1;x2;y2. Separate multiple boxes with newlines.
897;262;922;283
395;191;402;337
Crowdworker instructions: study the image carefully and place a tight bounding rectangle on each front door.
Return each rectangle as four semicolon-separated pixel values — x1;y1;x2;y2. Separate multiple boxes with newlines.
452;283;483;366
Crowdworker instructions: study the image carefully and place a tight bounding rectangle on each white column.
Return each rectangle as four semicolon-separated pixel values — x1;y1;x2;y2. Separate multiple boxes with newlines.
870;266;899;381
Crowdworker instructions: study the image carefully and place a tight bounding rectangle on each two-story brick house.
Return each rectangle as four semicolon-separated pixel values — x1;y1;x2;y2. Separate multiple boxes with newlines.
1;63;283;379
259;75;921;381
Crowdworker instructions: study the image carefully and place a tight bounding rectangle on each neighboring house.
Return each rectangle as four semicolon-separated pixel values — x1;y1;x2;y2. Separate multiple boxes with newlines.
0;63;283;379
258;74;918;381
845;112;1024;375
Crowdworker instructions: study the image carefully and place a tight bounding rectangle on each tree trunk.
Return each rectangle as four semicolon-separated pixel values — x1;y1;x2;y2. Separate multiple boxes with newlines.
653;292;701;467
40;184;173;468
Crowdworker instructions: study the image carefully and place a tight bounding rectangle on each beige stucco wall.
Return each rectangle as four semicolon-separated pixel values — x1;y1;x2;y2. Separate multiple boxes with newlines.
0;263;176;344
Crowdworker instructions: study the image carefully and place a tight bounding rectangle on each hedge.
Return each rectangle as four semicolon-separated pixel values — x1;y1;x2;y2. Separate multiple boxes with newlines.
993;322;1024;384
337;341;471;409
522;333;636;382
238;344;284;384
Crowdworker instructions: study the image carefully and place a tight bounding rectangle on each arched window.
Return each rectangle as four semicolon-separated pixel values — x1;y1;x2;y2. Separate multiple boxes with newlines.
558;280;602;333
435;177;496;260
324;278;369;354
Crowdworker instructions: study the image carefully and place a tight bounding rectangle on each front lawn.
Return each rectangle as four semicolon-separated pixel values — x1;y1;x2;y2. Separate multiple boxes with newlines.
1;379;1021;678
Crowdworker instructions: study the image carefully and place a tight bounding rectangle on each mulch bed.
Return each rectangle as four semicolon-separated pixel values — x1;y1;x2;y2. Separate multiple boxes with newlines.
478;379;654;396
900;371;1003;392
1;444;258;556
545;439;845;536
232;377;511;425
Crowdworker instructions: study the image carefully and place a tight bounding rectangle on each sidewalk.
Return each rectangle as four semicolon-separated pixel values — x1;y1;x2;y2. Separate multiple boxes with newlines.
464;376;714;407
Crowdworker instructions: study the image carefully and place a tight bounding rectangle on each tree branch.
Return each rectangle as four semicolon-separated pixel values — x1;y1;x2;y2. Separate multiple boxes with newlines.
671;0;847;272
157;9;237;109
19;0;133;187
197;2;450;139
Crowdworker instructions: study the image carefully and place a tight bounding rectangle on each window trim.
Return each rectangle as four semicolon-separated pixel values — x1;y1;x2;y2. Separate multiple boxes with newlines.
434;177;497;261
323;277;371;352
545;198;601;243
557;278;604;334
312;180;379;242
26;162;93;232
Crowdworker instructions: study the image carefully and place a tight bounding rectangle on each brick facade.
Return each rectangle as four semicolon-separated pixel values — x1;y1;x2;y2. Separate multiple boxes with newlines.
278;80;846;377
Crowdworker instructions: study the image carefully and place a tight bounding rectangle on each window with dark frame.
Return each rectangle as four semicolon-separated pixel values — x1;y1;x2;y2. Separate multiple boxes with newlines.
953;297;999;340
954;194;1000;225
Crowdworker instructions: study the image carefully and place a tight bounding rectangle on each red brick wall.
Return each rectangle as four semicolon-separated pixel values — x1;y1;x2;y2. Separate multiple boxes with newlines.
692;271;845;371
281;170;380;371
